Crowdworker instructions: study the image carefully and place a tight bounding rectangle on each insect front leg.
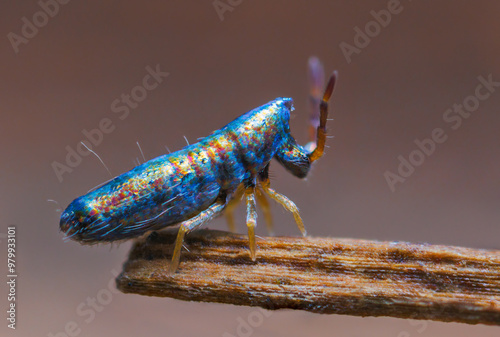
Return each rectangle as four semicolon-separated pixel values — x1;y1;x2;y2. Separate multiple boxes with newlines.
224;183;274;235
168;200;226;274
258;165;306;236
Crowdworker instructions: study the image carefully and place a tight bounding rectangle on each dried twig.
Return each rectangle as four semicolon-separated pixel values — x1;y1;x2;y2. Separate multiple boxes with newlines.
116;229;500;325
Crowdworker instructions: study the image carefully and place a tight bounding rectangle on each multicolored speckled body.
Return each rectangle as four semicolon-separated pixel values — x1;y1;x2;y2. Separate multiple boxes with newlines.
60;58;337;273
60;98;310;242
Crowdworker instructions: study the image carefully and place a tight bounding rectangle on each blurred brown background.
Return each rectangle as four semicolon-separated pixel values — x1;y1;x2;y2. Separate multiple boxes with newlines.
1;1;499;336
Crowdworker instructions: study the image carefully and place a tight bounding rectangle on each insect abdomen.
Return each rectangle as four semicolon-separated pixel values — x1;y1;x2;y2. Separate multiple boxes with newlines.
60;148;221;242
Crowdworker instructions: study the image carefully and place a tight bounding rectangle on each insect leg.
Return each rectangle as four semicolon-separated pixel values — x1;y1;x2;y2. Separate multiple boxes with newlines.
258;166;306;236
308;70;338;162
256;187;274;235
168;200;226;274
224;184;245;233
245;186;258;261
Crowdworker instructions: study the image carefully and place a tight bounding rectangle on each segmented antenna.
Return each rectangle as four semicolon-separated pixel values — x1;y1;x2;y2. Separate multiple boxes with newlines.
308;66;337;163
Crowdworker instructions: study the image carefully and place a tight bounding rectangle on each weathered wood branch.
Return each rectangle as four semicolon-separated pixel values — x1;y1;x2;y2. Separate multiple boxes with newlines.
116;229;500;326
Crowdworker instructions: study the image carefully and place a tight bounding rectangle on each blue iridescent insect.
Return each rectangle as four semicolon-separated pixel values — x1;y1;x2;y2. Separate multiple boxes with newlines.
60;58;337;273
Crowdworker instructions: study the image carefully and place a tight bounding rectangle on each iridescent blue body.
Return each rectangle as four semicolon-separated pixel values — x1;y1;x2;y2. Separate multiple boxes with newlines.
60;59;337;273
60;98;311;242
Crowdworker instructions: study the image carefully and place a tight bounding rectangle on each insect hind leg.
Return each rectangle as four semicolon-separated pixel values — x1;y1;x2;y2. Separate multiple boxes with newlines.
224;184;245;233
168;200;225;274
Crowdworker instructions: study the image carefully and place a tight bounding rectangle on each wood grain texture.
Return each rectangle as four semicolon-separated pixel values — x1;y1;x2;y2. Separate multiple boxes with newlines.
116;229;500;325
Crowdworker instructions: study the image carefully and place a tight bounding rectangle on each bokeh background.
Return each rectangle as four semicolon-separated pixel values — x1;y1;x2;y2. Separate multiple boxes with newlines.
1;1;499;336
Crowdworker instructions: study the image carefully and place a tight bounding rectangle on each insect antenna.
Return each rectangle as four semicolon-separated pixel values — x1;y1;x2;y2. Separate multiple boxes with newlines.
308;70;337;162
